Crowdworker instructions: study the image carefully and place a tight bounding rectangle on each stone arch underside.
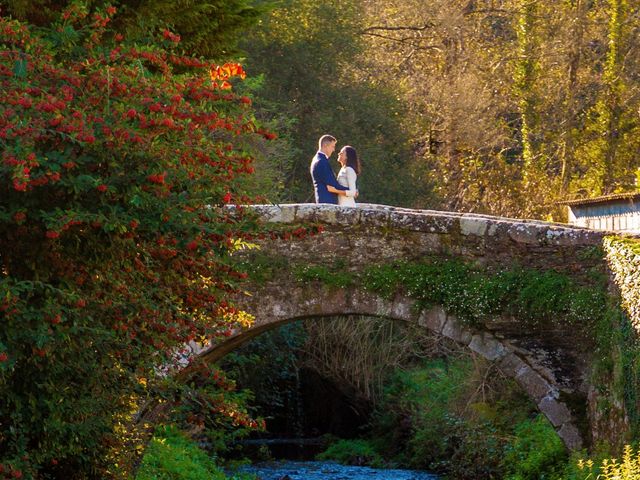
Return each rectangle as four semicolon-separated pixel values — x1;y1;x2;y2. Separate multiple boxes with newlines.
197;283;586;450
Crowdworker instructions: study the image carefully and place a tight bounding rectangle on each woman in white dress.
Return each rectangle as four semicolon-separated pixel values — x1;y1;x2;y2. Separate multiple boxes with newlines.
328;145;360;207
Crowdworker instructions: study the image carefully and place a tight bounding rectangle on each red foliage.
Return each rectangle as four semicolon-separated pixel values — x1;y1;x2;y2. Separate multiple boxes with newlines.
0;5;272;476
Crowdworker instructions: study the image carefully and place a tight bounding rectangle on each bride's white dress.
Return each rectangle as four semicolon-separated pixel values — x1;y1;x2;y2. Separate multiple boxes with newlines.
337;166;357;207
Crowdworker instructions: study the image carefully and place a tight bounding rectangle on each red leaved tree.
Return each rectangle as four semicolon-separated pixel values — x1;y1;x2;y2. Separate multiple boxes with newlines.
0;4;275;478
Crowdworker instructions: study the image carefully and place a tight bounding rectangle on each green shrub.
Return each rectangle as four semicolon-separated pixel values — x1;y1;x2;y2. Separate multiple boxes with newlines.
366;357;578;479
405;365;470;465
135;425;255;480
316;438;385;468
501;415;568;480
430;417;504;479
367;356;514;477
135;425;226;480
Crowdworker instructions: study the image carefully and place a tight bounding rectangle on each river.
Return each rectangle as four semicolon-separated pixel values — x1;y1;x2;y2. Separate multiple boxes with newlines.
236;460;439;480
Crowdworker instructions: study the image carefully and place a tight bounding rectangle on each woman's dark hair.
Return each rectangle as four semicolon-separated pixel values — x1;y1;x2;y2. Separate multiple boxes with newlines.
343;146;361;175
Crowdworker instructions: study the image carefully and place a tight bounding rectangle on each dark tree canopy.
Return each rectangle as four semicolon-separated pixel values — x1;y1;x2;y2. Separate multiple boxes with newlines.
0;0;265;57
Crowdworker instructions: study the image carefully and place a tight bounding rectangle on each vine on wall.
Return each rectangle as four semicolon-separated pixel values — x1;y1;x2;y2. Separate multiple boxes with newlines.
290;252;640;443
605;236;640;331
603;236;640;435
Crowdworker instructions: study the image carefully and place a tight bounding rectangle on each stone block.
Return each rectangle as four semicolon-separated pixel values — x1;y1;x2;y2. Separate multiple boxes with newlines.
417;233;442;254
348;289;391;317
558;423;583;450
253;205;284;223
508;224;543;245
515;365;553;402
497;353;528;377
334;206;361;226
359;208;390;228
441;316;473;345
344;289;381;315
538;395;572;427
390;295;419;322
357;203;393;212
460;217;488;237
389;212;456;233
418;306;447;334
468;333;508;361
544;228;574;246
315;206;339;225
277;205;297;223
545;227;606;247
487;222;500;236
313;286;348;315
293;204;319;222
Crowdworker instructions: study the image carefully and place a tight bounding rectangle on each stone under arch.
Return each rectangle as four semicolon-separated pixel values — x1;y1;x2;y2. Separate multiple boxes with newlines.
197;283;585;450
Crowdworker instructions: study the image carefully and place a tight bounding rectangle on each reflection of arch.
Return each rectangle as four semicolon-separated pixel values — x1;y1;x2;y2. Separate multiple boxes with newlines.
197;283;584;450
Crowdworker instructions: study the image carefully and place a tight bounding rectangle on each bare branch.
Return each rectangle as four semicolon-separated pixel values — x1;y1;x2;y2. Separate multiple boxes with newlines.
361;23;435;34
360;30;442;51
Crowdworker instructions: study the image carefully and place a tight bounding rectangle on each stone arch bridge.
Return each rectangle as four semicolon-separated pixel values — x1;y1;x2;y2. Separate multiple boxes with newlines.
189;203;639;451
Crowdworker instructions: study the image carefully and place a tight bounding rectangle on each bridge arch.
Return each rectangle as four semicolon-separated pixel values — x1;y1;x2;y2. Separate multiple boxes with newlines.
198;283;585;450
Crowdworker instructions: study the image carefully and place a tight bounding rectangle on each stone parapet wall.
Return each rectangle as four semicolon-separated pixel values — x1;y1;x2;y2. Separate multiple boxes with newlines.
250;203;619;278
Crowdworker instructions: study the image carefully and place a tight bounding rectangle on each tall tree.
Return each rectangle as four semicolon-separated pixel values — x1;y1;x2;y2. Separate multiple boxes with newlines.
575;0;639;195
513;0;540;188
558;0;589;194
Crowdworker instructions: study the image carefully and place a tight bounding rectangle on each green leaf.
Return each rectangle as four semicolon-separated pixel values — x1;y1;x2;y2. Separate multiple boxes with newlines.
130;194;143;207
13;58;27;78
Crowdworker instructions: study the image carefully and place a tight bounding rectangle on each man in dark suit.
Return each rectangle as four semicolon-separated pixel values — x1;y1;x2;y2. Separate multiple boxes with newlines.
310;134;349;204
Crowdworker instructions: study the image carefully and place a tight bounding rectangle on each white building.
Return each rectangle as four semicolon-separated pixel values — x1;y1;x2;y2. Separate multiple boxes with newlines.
561;193;640;233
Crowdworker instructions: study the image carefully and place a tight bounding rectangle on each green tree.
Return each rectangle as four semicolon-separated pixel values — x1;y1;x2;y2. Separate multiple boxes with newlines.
513;0;546;209
242;0;434;207
574;0;640;196
114;0;266;58
0;0;265;58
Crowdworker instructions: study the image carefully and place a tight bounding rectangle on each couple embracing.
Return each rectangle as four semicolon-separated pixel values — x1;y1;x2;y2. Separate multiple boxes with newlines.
310;134;361;207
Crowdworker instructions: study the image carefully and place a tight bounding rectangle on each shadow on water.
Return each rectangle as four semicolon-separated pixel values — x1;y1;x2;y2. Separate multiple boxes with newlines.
237;437;328;461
